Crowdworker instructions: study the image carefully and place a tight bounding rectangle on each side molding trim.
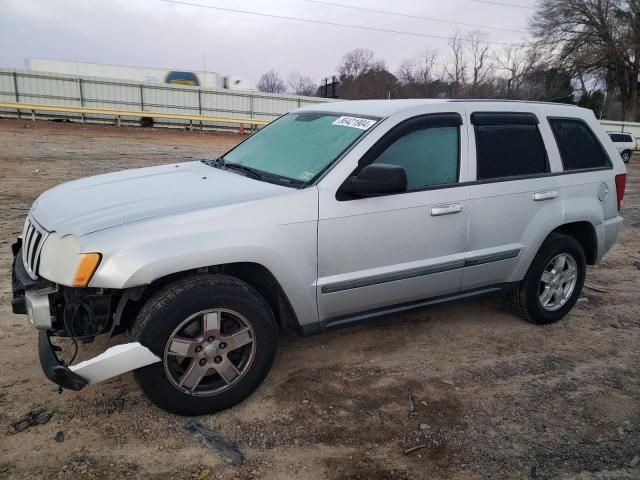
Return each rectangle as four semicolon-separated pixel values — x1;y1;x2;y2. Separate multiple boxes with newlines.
320;249;520;294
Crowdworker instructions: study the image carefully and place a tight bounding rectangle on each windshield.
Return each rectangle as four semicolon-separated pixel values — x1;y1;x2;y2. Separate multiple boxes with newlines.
220;111;379;185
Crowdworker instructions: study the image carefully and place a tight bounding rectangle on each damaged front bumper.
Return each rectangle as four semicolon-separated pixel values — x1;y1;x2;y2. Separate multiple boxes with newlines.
38;331;161;390
39;330;88;390
12;239;161;391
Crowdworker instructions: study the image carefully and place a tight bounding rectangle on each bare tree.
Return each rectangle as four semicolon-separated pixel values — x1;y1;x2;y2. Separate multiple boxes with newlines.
445;30;467;97
338;48;384;78
531;0;640;120
257;70;286;94
397;48;439;86
495;43;540;98
287;72;317;96
467;31;492;96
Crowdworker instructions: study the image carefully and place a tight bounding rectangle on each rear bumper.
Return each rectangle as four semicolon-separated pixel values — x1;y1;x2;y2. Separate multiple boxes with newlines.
598;216;623;261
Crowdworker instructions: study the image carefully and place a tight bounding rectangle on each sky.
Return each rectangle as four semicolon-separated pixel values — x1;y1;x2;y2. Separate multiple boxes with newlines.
0;0;537;83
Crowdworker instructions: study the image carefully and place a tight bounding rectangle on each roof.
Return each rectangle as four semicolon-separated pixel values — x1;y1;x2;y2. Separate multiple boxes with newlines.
296;98;582;118
296;99;447;117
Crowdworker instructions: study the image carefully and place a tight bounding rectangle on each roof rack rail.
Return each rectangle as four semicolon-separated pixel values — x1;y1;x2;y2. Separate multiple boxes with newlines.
447;99;576;107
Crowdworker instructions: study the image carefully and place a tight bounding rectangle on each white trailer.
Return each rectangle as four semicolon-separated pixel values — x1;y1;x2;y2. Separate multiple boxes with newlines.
26;58;221;89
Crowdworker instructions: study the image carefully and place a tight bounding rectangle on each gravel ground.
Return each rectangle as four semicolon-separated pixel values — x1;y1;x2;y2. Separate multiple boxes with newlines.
0;119;639;480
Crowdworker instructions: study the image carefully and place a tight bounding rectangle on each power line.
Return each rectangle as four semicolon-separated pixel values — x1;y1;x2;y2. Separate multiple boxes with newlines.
471;0;535;9
293;0;528;34
160;0;522;46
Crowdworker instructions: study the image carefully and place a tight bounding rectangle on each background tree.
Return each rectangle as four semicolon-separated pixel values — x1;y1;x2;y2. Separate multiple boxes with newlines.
287;72;317;96
531;0;640;120
257;70;286;94
338;48;385;79
445;30;467;97
467;31;492;97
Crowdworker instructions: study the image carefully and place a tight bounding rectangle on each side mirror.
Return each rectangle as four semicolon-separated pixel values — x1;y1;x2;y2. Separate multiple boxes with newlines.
341;163;407;197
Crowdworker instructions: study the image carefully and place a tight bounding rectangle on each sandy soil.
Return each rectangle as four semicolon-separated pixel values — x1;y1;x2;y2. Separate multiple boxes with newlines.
0;119;639;480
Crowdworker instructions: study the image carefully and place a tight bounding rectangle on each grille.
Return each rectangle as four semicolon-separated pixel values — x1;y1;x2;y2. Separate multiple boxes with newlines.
21;216;49;279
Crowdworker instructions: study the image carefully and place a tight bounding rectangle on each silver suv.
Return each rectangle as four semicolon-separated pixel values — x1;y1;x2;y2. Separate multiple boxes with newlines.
11;100;627;415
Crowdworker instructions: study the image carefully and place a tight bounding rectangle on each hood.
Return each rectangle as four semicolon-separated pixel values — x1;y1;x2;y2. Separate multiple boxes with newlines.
31;161;291;236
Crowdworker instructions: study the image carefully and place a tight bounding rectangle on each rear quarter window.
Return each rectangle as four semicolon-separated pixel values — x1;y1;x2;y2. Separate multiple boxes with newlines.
609;133;634;143
549;118;611;171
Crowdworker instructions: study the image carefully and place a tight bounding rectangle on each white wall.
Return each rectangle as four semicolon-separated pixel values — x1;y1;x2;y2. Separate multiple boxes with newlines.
600;119;640;142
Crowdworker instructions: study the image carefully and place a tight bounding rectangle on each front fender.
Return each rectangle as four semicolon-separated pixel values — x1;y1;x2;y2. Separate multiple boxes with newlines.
85;190;320;327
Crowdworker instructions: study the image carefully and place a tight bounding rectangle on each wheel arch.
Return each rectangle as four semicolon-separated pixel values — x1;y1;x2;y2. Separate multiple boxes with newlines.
550;221;598;265
115;262;302;336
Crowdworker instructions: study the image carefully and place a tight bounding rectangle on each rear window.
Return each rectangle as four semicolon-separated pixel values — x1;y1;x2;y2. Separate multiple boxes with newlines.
473;113;548;180
608;133;634;143
549;118;610;171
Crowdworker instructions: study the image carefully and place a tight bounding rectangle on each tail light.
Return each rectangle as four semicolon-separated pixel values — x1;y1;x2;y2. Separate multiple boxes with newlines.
615;174;627;211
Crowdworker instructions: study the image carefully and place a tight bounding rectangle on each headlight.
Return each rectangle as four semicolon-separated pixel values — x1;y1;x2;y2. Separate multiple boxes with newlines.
72;253;102;287
38;233;103;287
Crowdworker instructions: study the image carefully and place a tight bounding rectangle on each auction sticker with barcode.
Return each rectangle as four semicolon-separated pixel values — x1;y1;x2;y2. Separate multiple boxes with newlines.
332;116;377;130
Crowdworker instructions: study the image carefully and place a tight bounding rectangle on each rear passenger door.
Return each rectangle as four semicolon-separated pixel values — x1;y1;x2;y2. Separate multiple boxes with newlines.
461;109;564;290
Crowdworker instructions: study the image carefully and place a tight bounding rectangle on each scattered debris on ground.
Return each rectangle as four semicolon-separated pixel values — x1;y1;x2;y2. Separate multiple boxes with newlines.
185;421;245;466
8;410;51;434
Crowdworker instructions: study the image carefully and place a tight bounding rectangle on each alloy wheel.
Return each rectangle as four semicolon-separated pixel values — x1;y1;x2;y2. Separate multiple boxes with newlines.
538;253;578;312
163;309;256;396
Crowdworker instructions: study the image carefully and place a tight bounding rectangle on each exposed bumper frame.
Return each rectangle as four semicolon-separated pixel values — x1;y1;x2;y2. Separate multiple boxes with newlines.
39;331;88;391
39;331;161;391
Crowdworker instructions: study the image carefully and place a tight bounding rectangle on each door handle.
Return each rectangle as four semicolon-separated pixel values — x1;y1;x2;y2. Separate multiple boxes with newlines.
430;204;463;216
532;190;558;201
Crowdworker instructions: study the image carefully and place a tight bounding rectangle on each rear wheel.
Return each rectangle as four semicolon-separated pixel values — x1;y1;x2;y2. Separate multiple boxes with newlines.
511;233;586;325
131;274;277;415
622;150;631;163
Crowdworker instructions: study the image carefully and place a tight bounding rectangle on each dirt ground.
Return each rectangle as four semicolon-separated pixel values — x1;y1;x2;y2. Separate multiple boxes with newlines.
0;119;639;480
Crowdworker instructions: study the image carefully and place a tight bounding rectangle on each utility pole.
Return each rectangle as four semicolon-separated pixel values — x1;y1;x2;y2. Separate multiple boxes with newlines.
321;76;339;98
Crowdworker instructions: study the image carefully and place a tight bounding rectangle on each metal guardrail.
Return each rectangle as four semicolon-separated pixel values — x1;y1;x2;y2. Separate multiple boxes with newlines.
0;68;332;131
0;101;270;127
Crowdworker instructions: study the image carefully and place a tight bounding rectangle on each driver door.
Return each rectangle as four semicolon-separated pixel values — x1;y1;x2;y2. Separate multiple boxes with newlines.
316;110;471;324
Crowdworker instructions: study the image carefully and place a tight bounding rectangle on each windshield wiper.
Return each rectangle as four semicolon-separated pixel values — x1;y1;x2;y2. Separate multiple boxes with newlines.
203;157;263;180
223;162;264;180
202;157;305;188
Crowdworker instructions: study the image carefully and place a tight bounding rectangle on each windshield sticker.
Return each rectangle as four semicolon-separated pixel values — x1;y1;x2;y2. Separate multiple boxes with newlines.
332;116;377;130
300;171;315;181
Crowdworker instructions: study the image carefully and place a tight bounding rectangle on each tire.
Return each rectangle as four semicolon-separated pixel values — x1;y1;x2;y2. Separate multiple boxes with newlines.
622;150;631;163
511;233;586;325
131;274;277;416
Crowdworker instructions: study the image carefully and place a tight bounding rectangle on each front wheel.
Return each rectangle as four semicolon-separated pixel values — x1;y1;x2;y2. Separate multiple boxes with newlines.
131;274;277;416
622;150;631;163
511;233;586;325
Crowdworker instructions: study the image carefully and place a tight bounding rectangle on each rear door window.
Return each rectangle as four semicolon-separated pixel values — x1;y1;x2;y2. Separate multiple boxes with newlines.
549;118;611;171
472;112;548;180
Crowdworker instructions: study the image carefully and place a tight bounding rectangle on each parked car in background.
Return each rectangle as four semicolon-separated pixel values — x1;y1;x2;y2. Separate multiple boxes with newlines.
12;99;627;415
608;132;636;163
